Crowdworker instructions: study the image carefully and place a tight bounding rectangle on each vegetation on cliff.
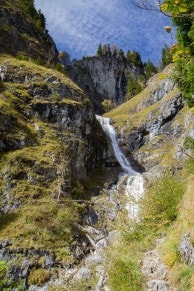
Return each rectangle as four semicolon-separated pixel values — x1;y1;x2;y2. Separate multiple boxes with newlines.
166;0;194;107
0;55;109;288
0;0;58;64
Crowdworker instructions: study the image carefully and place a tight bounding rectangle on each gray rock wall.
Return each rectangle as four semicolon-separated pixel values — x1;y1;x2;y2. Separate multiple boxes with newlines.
68;55;144;112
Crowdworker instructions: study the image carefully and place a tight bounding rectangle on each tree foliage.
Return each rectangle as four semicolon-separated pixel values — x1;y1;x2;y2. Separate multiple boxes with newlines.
126;50;143;66
144;59;157;78
97;43;103;56
18;0;46;30
58;51;71;67
18;0;37;18
165;0;194;107
126;75;143;99
136;0;194;107
162;44;173;68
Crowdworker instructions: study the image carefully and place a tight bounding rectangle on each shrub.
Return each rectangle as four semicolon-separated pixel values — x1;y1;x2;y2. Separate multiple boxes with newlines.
16;53;29;61
34;57;43;66
101;99;113;112
28;268;51;286
173;58;194;107
0;261;10;288
54;63;65;73
82;96;91;106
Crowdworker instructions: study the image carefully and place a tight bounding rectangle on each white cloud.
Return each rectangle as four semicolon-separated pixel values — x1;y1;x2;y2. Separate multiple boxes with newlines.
34;0;175;64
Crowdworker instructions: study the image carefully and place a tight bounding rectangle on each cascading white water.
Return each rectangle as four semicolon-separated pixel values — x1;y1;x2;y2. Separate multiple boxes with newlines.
96;115;144;220
96;115;137;175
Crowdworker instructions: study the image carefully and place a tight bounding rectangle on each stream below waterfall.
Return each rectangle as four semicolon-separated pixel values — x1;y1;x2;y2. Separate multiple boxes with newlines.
96;115;144;220
38;116;145;290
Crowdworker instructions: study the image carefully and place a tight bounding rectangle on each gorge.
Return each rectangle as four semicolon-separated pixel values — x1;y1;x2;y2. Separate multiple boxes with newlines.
96;115;144;221
0;0;194;290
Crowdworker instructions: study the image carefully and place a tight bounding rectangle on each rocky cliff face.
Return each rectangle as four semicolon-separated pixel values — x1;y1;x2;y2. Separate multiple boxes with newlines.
0;0;58;64
106;65;194;174
0;55;110;288
67;55;144;112
0;56;108;209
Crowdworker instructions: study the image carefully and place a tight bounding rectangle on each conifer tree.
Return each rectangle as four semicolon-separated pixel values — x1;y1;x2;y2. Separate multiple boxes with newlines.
97;43;103;56
118;49;125;60
144;59;157;79
161;44;172;68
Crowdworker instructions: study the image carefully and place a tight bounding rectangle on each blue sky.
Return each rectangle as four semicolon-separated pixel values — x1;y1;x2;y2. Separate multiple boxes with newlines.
34;0;176;65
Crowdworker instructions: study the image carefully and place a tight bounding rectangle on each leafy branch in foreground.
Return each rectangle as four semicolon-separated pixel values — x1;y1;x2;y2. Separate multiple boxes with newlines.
135;0;194;107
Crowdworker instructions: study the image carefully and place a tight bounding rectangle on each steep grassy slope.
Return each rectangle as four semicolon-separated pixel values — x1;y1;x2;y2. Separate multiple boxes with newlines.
106;65;194;173
0;55;108;288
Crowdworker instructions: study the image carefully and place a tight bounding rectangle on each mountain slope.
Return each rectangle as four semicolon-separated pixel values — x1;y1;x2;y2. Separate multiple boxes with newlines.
104;64;194;290
106;65;194;174
0;0;58;64
0;55;109;288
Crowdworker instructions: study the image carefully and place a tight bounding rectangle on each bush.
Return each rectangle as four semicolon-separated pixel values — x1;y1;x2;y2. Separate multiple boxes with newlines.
34;57;43;66
28;268;51;286
173;58;194;107
82;96;91;106
54;63;65;73
16;53;29;61
0;261;10;288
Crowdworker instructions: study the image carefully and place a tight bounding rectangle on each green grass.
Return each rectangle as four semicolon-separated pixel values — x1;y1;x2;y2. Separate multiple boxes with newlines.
0;261;10;288
106;173;185;290
140;175;185;228
0;198;81;262
0;55;84;94
159;175;194;289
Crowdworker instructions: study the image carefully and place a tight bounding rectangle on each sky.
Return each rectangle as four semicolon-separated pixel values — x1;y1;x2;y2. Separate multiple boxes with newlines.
34;0;176;65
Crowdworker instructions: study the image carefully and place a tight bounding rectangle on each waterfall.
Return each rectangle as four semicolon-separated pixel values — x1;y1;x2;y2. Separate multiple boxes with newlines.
96;115;137;175
96;115;144;220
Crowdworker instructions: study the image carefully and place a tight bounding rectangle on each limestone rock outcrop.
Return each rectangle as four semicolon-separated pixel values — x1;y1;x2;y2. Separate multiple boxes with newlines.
106;65;194;173
0;56;108;213
179;233;194;265
68;55;144;112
